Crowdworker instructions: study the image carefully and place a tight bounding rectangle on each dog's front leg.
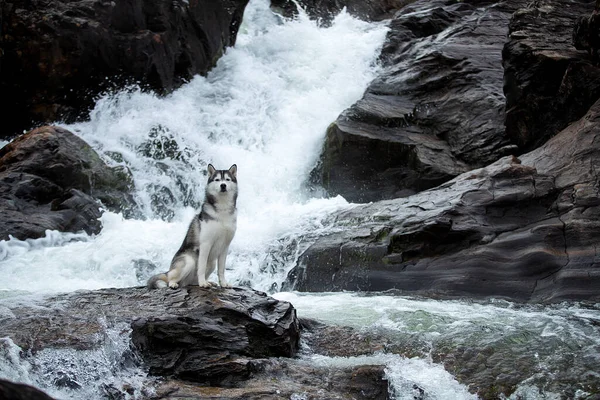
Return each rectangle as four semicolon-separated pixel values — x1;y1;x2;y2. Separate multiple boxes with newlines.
197;247;211;288
217;251;231;288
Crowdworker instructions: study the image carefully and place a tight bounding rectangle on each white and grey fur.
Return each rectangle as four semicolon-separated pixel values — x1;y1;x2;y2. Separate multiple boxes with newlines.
147;164;238;289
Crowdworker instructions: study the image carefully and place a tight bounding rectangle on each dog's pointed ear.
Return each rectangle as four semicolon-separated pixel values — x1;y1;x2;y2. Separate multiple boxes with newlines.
228;164;237;178
207;164;216;176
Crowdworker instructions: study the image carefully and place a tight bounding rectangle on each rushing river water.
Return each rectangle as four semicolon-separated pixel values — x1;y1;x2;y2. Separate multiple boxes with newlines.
1;0;599;399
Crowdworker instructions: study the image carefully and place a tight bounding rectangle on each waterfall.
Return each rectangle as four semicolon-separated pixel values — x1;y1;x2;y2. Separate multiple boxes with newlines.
0;0;388;294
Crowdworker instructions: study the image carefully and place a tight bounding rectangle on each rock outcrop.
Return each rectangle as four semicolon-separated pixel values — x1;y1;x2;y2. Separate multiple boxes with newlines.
316;0;525;202
0;287;302;398
503;0;600;152
0;0;250;138
289;97;600;303
0;125;136;240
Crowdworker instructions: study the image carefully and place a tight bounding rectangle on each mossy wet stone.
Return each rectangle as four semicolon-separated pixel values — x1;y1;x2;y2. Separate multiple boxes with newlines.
0;126;138;240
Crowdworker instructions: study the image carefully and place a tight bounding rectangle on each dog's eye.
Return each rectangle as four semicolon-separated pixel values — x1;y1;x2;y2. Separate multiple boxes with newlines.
214;178;220;182
225;178;231;181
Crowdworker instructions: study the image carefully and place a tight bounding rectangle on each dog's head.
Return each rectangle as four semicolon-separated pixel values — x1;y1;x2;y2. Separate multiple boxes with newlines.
206;164;238;197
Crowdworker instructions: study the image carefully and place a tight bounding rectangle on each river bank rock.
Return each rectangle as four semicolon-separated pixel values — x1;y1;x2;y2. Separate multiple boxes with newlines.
289;97;600;303
0;0;249;138
503;0;600;153
0;287;301;397
316;0;525;202
0;126;136;240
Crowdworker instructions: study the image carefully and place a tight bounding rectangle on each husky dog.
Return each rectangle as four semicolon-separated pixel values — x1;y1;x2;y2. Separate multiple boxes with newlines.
147;164;238;289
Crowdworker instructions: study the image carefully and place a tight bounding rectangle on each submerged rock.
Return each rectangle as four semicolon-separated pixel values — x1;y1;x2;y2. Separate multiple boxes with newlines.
317;0;525;202
0;126;136;240
289;97;600;303
0;0;250;138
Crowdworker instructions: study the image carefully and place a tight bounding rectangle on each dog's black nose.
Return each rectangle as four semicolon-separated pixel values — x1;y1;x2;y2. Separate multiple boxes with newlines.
220;183;227;191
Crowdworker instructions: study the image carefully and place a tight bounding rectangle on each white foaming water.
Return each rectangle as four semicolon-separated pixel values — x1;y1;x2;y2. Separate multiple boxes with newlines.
0;0;388;294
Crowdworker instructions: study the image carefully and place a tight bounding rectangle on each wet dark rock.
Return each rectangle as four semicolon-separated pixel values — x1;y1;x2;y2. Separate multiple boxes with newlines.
0;379;56;400
270;0;409;23
573;0;600;59
0;287;300;393
0;126;137;240
0;0;250;138
290;98;600;303
152;361;389;400
131;292;299;385
503;0;600;152
318;0;524;202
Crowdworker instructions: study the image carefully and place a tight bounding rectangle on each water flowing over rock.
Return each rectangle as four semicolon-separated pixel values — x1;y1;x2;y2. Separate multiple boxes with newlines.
316;0;526;202
503;0;600;152
270;0;408;22
0;0;250;138
0;126;136;240
290;97;600;303
0;287;302;398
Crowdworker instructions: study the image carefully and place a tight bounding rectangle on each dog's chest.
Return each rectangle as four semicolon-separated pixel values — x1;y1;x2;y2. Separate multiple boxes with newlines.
200;213;236;243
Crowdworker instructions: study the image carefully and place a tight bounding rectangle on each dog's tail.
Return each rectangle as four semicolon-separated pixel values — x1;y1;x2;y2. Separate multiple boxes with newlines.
147;273;168;289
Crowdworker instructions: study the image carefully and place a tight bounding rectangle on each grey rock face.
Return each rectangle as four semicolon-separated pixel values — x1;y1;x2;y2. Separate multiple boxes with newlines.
0;126;137;240
0;0;250;138
290;98;600;302
317;0;525;202
503;0;600;152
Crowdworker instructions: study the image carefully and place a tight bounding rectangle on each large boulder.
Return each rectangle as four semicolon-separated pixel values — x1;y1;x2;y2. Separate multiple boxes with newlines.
503;0;600;152
0;0;250;138
0;125;136;240
288;98;600;303
317;0;525;202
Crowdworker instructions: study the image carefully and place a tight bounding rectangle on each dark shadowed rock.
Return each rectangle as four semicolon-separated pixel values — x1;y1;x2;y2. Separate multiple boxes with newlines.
0;126;136;240
0;379;56;400
289;98;600;303
317;0;524;202
503;0;600;152
0;0;249;138
130;290;299;385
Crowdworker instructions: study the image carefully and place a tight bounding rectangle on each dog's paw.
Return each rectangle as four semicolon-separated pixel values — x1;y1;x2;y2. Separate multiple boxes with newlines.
168;281;179;289
198;281;212;288
219;281;232;289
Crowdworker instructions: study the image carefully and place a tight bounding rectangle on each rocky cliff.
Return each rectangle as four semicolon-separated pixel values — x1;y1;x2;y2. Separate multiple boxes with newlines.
0;0;250;138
